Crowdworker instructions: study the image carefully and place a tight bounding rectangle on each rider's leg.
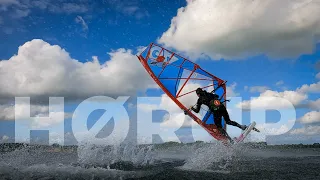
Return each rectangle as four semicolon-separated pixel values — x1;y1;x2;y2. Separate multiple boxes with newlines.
214;117;233;142
220;106;247;130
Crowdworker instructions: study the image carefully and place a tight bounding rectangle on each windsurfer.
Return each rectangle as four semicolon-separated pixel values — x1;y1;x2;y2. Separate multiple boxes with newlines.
185;88;247;141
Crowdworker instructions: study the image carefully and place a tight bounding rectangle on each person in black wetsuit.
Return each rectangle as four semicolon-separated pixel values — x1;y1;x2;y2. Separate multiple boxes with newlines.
184;88;247;141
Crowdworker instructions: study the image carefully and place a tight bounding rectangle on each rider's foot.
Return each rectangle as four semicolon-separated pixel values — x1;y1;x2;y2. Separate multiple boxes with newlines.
240;125;247;131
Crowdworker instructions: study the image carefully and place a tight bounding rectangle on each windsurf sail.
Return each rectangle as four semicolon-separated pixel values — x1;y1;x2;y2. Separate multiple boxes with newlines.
137;43;229;143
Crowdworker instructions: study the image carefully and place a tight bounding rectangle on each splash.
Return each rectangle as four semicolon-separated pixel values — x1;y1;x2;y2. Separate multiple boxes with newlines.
181;142;235;171
77;142;156;168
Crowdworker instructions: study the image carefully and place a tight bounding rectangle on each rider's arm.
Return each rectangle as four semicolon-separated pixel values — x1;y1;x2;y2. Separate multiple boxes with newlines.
191;99;201;113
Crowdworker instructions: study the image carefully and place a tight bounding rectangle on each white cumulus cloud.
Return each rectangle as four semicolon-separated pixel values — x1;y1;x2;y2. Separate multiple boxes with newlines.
0;104;48;121
0;39;155;128
249;86;270;93
297;81;320;94
158;0;320;60
307;99;320;110
299;111;320;124
255;119;295;136
0;39;154;102
290;125;320;135
238;90;307;110
0;103;73;128
226;82;239;97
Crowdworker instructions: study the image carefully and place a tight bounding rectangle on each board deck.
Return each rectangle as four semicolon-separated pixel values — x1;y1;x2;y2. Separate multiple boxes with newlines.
235;121;256;143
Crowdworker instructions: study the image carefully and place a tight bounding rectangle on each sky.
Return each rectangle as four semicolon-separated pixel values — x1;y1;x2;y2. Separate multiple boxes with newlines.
0;0;319;145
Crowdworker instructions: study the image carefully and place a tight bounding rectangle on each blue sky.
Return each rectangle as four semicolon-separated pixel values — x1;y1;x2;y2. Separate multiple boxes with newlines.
0;0;319;145
0;0;186;60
